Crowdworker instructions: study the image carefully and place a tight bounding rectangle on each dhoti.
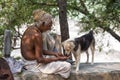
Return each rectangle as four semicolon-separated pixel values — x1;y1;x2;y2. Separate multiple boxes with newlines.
23;59;71;78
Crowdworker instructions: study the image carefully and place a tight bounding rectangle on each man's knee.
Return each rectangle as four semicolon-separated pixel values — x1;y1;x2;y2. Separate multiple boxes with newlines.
63;62;71;70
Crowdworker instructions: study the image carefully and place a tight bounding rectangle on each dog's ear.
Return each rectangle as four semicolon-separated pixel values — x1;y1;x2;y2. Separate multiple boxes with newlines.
61;42;66;56
69;41;75;49
61;41;65;47
61;39;69;46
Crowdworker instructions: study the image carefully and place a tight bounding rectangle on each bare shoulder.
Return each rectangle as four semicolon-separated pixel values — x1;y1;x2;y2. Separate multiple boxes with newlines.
34;33;42;42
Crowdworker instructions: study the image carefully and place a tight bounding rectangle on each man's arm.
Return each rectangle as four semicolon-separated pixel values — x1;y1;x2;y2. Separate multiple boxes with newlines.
43;50;56;55
43;50;63;57
34;33;69;64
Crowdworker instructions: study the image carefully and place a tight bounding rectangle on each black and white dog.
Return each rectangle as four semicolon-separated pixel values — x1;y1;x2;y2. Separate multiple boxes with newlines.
62;30;95;72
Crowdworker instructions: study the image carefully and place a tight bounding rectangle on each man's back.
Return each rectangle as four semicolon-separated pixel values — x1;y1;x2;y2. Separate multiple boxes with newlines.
21;25;42;60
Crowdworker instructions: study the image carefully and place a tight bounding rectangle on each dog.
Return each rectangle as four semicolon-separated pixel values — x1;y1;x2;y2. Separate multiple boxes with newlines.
0;57;14;80
62;30;95;72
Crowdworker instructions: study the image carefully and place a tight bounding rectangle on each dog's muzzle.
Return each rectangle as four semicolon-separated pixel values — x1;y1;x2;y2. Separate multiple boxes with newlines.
64;52;72;57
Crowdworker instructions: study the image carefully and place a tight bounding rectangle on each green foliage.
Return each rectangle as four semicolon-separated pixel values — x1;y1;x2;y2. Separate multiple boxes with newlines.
74;0;120;31
0;0;119;32
0;0;120;51
67;0;80;16
0;52;3;58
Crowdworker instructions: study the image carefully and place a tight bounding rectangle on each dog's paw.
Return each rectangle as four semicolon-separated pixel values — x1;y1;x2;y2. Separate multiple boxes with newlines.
85;61;89;64
91;62;94;65
75;70;79;73
75;68;79;72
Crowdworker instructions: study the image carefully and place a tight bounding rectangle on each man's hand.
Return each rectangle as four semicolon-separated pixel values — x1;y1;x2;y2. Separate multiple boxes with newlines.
58;56;70;61
54;52;64;57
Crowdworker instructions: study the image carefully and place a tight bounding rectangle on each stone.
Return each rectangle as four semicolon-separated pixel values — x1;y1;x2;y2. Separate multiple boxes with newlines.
14;63;120;80
21;71;64;80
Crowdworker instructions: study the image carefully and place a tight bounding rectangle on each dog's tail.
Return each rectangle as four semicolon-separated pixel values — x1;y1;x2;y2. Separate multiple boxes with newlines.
89;30;93;35
89;30;95;46
88;30;94;39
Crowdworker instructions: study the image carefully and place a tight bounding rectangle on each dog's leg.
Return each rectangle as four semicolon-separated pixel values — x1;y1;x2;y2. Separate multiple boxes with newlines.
72;51;77;63
91;47;95;65
86;50;89;63
71;53;75;62
90;41;95;65
75;45;81;72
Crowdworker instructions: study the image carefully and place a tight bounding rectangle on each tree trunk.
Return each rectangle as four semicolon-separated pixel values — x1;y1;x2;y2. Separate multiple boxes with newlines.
57;0;69;42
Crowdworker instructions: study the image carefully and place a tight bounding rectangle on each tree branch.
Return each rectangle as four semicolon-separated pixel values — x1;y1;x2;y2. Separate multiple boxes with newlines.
28;0;120;42
79;0;89;14
29;0;57;6
78;0;120;42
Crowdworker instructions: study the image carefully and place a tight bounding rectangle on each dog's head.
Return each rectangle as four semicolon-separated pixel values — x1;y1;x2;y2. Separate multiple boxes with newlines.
62;40;75;56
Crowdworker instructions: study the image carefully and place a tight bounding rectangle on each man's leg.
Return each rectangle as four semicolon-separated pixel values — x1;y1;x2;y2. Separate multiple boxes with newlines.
38;61;71;78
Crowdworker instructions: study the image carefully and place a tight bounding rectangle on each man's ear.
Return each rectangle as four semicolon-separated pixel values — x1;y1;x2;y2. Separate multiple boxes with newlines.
42;22;45;26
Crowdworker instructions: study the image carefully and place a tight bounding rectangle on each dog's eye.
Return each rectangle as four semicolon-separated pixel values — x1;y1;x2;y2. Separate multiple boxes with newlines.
66;49;69;51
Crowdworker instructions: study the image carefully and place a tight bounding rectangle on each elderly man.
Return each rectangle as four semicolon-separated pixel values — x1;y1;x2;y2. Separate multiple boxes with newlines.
21;9;71;78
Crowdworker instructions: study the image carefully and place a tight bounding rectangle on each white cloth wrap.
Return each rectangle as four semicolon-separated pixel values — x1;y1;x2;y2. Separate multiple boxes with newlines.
23;59;71;78
42;31;55;51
